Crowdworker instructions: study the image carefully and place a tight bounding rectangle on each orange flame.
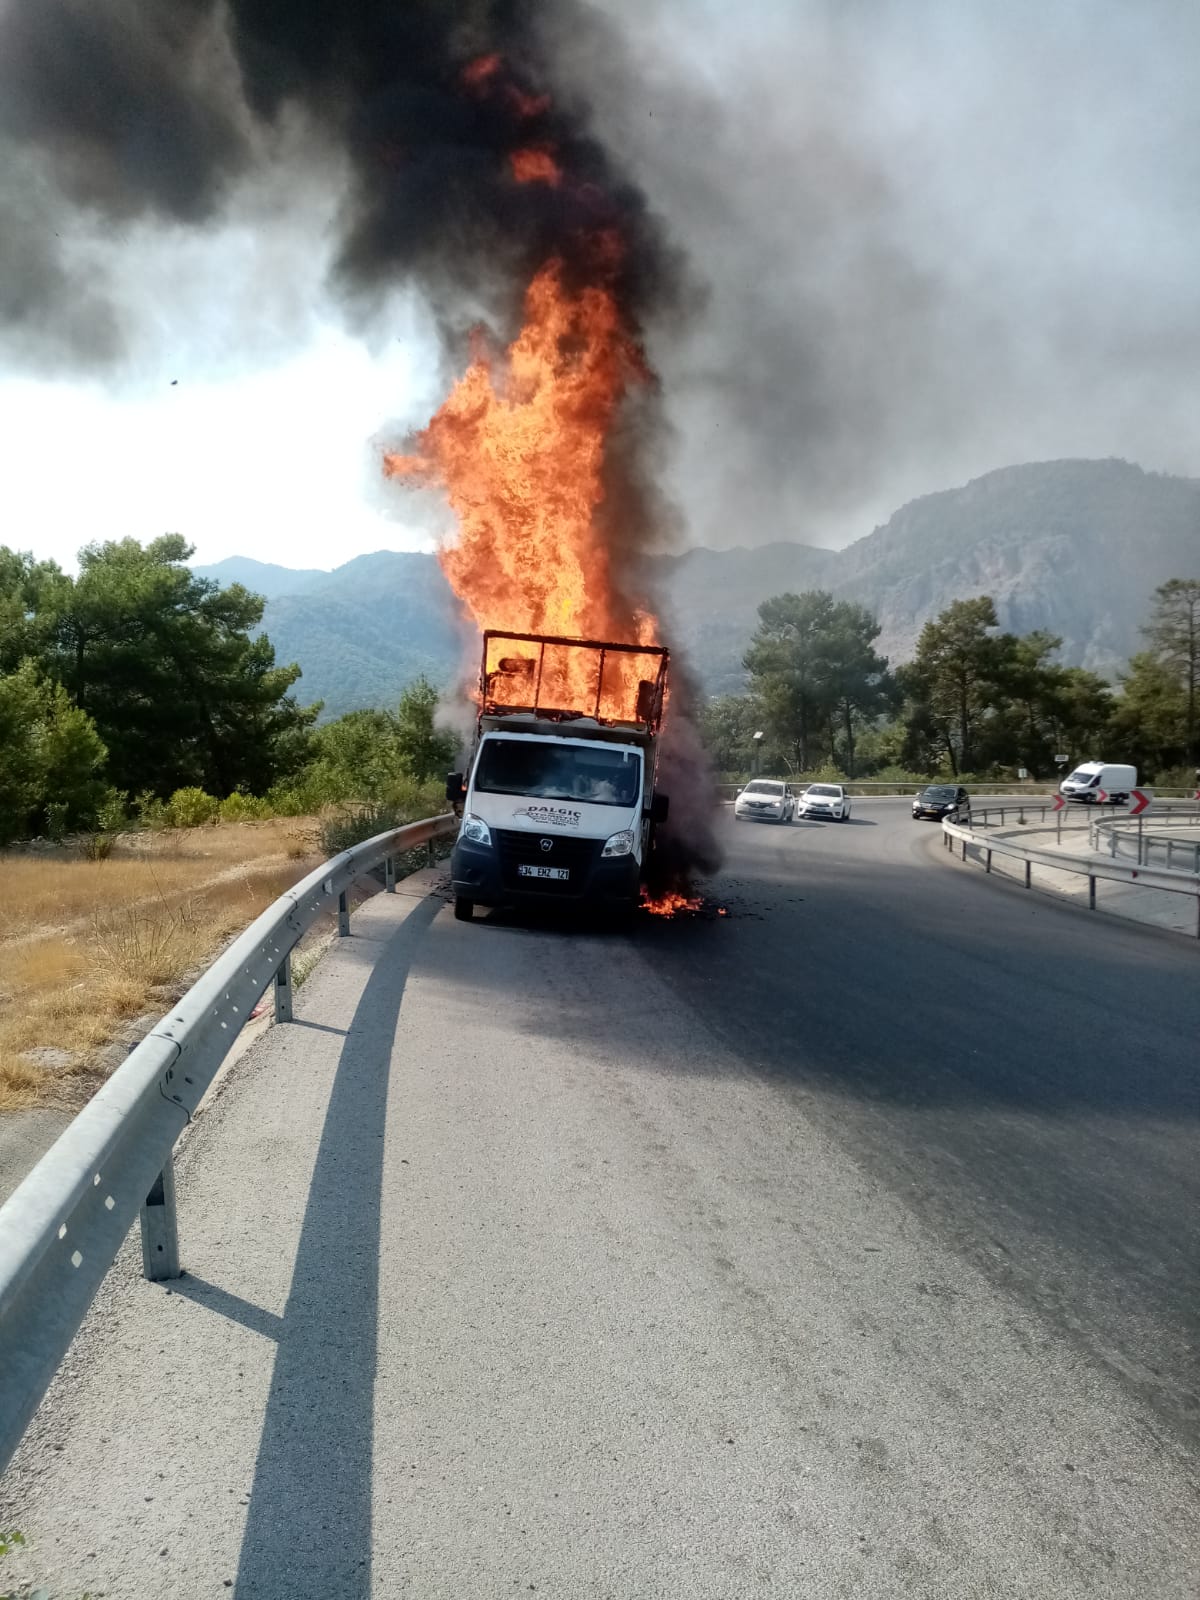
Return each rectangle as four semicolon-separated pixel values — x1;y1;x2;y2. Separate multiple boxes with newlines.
510;147;562;186
508;85;551;121
640;888;704;917
385;252;659;716
462;54;501;89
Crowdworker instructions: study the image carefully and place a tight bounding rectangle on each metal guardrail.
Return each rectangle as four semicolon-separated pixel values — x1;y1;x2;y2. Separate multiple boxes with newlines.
969;800;1153;831
0;812;456;1477
941;816;1200;937
1090;812;1200;873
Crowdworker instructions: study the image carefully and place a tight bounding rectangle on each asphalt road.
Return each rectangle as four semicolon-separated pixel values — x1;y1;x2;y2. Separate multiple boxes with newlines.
671;799;1200;1440
1;800;1197;1598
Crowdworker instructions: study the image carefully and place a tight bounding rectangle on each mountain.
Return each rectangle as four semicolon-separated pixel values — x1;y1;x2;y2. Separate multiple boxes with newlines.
192;555;328;599
196;460;1200;715
830;459;1200;672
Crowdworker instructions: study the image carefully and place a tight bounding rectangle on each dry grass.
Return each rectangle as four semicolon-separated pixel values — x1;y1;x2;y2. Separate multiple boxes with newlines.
0;821;321;1114
3;818;317;938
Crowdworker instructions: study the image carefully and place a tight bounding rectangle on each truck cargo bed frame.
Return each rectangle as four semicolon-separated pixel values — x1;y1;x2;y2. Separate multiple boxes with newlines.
481;629;669;733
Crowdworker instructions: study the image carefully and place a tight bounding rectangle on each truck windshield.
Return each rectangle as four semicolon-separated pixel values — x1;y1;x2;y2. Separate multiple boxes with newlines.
1066;769;1098;786
475;740;642;807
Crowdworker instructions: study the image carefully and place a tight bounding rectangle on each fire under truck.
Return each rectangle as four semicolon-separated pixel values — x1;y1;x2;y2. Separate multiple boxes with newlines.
445;630;670;920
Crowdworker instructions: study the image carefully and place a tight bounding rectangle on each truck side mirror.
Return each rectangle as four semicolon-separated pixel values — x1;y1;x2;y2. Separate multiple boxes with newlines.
649;792;670;825
445;772;464;804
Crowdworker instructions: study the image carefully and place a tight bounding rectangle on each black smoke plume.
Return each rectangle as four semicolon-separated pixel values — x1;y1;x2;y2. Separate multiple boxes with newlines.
0;0;681;357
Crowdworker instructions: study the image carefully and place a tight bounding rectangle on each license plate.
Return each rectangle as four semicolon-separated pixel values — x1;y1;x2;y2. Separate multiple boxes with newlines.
518;864;570;880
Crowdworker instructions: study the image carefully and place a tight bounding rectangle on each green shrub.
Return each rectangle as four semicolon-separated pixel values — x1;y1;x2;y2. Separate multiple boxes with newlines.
262;784;309;817
869;765;932;784
164;787;219;828
96;788;130;832
218;791;273;823
317;780;445;856
135;790;168;829
1153;764;1198;791
44;800;70;842
319;803;408;856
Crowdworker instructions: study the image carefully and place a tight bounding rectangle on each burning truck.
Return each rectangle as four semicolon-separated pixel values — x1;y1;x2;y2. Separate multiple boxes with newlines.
445;629;671;920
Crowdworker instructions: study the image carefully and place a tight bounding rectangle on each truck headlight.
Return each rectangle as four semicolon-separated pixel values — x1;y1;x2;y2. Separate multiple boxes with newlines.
460;812;491;847
601;829;635;858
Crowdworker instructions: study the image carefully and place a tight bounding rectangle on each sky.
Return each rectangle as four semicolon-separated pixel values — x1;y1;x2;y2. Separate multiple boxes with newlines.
2;0;1198;573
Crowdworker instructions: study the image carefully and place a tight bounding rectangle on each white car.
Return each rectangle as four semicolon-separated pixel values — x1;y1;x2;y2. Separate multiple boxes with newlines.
734;779;796;823
798;782;851;821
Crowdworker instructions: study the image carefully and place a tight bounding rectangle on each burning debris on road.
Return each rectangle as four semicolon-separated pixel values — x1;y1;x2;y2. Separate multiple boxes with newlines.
639;888;728;920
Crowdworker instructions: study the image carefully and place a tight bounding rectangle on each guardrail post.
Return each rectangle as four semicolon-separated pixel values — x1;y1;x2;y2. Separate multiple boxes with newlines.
338;889;351;936
1088;874;1096;911
1137;815;1145;866
273;953;293;1023
986;848;993;874
1024;860;1032;889
1018;805;1025;825
384;854;396;893
141;1160;180;1282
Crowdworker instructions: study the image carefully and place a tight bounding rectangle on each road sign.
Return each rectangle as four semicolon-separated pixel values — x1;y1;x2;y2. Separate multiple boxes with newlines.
1018;767;1029;780
1051;794;1065;812
1128;789;1151;816
1096;789;1107;804
1054;753;1069;764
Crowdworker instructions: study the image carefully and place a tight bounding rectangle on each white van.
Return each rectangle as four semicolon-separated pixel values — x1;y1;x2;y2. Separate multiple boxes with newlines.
1059;761;1137;804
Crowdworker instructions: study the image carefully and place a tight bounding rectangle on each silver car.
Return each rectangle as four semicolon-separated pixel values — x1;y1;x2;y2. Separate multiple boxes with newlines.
798;782;851;821
734;779;796;823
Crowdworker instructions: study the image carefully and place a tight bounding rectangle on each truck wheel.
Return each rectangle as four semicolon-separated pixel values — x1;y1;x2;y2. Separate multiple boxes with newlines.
454;896;474;922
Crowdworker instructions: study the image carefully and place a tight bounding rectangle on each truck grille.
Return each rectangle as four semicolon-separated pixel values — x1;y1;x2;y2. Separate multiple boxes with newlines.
495;828;601;892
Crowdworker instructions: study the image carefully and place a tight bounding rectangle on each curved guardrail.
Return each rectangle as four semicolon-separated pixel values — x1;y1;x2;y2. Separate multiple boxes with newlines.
1090;812;1200;873
0;813;456;1476
941;817;1200;937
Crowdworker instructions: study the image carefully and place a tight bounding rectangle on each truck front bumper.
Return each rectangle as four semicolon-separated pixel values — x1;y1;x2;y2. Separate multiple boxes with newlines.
451;837;641;910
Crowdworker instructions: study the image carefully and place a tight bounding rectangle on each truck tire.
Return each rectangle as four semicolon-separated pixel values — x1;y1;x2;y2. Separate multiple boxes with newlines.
454;896;474;922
